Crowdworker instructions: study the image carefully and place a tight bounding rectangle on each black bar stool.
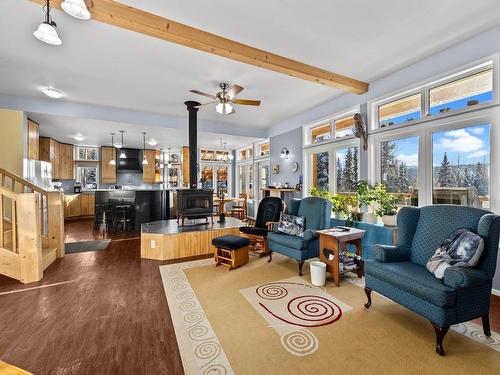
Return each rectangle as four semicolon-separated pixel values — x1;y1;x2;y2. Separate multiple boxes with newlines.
94;203;113;232
113;203;135;232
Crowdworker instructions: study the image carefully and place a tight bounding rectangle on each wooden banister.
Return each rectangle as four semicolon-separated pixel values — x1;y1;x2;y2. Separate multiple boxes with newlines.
0;168;46;195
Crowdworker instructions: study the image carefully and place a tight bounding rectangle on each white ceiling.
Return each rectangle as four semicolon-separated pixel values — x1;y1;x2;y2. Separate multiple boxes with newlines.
2;0;500;137
29;113;262;150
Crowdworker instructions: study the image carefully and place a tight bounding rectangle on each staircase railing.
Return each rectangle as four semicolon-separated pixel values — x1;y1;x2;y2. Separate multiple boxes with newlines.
0;168;64;282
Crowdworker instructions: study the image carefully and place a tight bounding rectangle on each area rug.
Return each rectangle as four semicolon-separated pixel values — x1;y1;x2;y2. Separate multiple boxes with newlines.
160;254;500;375
64;240;111;254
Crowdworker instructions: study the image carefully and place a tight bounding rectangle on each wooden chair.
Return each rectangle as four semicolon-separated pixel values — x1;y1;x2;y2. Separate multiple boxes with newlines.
231;193;247;220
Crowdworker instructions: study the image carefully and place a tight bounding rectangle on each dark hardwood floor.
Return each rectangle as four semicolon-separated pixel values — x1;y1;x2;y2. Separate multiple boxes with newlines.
64;219;141;243
0;220;499;374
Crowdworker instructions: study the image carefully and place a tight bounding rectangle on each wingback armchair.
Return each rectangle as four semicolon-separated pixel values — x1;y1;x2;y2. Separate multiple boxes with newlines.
364;205;500;355
268;197;332;275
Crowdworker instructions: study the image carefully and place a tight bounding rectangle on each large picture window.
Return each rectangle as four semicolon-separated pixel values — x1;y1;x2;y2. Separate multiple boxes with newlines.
380;136;419;206
336;147;358;193
311;151;329;191
432;124;490;209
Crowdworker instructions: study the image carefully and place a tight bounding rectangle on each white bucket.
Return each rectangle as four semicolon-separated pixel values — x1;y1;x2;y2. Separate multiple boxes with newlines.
310;261;327;286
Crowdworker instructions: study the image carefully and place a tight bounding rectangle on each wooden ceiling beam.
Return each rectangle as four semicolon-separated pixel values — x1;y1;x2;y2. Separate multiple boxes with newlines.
30;0;369;94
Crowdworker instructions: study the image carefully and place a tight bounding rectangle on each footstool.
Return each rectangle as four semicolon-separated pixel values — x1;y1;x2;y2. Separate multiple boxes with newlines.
212;235;250;270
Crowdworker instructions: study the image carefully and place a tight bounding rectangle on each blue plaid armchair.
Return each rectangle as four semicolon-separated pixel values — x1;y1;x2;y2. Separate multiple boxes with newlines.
364;205;500;355
267;197;332;275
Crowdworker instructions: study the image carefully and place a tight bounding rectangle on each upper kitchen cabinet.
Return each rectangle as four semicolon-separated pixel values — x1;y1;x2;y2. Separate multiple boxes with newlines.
27;118;39;160
143;149;158;184
39;137;74;180
101;146;116;184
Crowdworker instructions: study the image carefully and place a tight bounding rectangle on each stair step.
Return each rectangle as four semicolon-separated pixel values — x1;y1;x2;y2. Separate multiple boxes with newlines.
42;247;57;271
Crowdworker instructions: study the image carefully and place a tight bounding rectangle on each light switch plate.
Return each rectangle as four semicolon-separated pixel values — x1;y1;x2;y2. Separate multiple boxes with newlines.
151;240;156;249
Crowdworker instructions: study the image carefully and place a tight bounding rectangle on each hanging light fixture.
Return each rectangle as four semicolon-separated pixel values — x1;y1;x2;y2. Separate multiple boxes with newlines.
34;0;62;46
61;0;91;20
109;133;116;165
167;148;172;168
119;131;126;159
142;132;149;165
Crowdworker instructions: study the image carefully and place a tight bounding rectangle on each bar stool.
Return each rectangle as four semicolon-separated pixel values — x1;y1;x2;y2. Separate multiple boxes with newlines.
113;204;135;232
94;203;113;232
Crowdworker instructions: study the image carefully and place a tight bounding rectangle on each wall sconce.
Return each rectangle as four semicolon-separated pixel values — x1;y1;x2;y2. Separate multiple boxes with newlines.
280;147;290;159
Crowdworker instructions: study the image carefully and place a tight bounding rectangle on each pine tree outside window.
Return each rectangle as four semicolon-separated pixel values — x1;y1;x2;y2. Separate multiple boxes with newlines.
432;124;490;209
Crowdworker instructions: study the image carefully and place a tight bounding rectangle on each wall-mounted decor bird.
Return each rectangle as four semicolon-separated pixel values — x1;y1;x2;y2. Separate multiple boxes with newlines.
354;113;368;151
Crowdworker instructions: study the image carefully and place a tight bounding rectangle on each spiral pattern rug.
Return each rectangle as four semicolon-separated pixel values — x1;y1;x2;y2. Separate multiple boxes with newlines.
160;254;500;375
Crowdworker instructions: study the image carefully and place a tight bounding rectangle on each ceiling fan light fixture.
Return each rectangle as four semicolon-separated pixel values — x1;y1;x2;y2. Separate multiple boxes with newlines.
216;102;233;115
61;0;91;20
34;22;62;45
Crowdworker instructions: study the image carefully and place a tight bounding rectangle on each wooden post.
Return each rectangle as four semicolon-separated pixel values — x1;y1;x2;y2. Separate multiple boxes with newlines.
17;193;43;283
48;192;65;258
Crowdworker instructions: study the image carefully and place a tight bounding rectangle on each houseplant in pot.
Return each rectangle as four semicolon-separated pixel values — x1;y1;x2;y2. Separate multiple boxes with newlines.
355;180;377;224
373;183;401;226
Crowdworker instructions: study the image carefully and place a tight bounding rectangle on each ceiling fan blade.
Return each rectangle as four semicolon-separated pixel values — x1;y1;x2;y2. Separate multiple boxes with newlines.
232;99;261;106
225;85;244;99
189;89;216;99
198;101;218;106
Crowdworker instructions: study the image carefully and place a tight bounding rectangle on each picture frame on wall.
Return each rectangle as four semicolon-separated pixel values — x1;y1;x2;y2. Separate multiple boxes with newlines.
272;164;280;174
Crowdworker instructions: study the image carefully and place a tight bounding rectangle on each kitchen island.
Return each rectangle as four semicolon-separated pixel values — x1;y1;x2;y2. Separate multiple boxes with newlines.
94;189;170;231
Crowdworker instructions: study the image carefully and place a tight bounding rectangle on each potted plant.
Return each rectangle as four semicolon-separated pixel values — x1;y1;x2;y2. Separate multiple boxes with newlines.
372;183;401;226
309;188;355;220
355;180;377;224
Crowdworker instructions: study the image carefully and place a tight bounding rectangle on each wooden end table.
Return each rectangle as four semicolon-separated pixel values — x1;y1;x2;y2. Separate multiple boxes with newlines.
318;227;366;287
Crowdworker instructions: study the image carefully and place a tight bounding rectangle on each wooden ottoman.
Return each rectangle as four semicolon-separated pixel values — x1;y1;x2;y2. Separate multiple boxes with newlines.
212;235;250;270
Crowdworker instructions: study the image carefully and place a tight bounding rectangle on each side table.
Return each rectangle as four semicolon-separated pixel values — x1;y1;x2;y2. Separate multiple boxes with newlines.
318;227;366;287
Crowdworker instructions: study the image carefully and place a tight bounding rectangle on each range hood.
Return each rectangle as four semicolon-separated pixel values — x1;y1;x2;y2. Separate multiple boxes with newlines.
117;148;143;173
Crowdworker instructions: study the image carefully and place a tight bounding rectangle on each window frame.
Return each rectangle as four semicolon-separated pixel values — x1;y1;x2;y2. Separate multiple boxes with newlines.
303;106;360;147
76;163;99;190
75;146;99;162
369;55;499;133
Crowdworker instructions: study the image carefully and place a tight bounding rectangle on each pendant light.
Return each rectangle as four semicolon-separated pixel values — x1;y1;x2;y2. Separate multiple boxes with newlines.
61;0;91;20
34;0;62;46
119;131;126;159
167;148;172;168
142;132;149;165
109;133;116;165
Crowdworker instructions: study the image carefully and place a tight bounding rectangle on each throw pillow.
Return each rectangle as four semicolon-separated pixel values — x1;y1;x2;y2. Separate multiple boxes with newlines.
426;228;484;279
277;214;305;236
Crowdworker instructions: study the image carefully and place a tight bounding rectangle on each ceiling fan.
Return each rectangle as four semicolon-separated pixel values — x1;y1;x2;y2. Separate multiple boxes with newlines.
190;83;261;114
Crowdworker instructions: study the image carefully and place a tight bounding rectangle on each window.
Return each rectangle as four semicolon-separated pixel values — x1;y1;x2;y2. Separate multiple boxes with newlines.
201;166;214;189
311;151;329;191
380;136;419;206
378;93;421;127
77;166;97;189
238;164;253;199
429;69;493;115
335;115;355;138
311;123;332;144
336;146;358;193
200;164;231;194
257;142;270;157
432;124;490;209
76;146;98;161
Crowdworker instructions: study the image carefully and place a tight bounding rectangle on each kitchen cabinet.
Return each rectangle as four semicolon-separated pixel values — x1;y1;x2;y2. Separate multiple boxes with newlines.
64;194;95;219
143;149;158;184
101;146;116;184
27;118;39;160
39;137;74;180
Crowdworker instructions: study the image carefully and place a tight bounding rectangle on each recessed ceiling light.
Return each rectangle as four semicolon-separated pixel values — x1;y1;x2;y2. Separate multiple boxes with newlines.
148;139;158;146
73;135;85;142
41;87;64;99
61;0;91;20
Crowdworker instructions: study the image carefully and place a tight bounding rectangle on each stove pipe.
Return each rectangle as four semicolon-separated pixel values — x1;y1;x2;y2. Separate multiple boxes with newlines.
184;101;201;188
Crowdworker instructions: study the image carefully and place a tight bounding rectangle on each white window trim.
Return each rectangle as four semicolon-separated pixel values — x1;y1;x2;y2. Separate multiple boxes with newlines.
199;162;232;196
254;139;270;160
76;163;99;190
368;105;499;210
74;146;100;162
303;106;360;147
368;54;499;133
303;137;360;197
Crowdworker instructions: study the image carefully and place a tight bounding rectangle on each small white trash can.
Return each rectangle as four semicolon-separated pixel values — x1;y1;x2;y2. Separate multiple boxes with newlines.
310;261;327;286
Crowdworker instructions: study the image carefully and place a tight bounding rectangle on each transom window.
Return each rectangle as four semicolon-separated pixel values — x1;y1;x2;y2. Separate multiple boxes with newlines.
304;107;359;146
311;123;332;144
373;60;495;129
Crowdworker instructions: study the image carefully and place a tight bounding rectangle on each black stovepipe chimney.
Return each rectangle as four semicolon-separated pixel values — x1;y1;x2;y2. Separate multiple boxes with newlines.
184;101;201;188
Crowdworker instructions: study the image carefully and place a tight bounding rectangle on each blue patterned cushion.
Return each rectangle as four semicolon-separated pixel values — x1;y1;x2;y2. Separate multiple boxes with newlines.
365;260;456;307
410;205;489;266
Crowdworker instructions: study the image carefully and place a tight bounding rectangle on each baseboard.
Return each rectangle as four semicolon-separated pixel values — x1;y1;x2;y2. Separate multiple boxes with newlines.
492;288;500;297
